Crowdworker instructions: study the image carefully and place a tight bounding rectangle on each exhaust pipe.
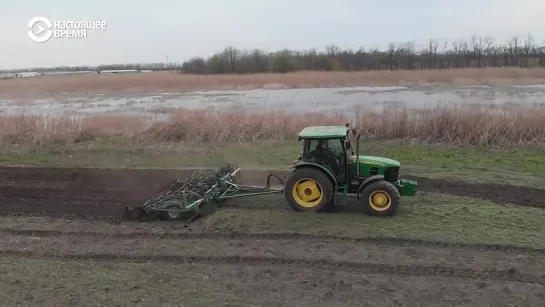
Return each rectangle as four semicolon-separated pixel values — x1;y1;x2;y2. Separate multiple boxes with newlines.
355;134;360;178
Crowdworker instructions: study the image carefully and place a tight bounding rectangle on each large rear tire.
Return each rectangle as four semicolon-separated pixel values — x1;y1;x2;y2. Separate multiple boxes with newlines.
359;180;400;217
284;168;334;212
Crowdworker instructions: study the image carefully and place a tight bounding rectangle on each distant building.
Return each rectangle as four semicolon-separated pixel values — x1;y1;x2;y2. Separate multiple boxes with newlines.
98;69;140;74
17;72;42;78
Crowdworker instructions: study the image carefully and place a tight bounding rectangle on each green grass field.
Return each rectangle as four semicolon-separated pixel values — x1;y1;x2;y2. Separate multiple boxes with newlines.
2;139;545;306
1;191;544;248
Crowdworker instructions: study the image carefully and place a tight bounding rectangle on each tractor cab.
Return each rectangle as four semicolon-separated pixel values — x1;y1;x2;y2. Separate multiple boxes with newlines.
296;125;351;183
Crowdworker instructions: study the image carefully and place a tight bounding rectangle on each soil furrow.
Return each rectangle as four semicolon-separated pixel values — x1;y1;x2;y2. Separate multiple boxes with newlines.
405;175;545;209
5;234;544;276
0;198;272;221
1;250;543;284
2;167;545;209
1;228;544;256
0;198;127;219
0;186;158;202
0;187;287;209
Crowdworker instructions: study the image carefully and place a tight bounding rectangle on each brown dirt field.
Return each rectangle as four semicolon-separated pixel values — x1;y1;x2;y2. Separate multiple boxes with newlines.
2;68;545;97
0;166;544;220
2;167;545;305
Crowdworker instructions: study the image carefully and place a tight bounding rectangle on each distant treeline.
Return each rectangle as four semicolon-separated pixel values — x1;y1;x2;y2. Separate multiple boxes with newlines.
181;35;545;74
4;34;545;74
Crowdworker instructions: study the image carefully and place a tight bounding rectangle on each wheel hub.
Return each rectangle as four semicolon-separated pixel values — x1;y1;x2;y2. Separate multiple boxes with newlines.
167;210;180;219
374;194;387;206
369;190;392;211
292;178;323;208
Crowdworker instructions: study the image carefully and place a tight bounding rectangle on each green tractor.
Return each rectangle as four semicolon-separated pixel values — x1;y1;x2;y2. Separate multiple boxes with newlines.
284;124;417;216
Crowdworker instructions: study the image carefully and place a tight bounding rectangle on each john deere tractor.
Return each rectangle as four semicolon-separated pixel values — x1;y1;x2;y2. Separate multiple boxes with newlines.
285;124;417;216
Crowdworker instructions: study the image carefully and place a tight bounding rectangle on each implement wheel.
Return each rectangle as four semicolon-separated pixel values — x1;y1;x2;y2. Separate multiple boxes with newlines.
284;168;334;212
159;191;202;221
359;180;400;217
160;205;188;221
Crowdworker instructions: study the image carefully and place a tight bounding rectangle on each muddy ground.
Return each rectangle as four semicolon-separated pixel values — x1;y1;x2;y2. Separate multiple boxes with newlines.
0;166;544;220
1;166;545;306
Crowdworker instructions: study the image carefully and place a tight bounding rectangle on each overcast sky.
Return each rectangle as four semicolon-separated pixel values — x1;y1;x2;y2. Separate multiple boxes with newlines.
1;0;544;70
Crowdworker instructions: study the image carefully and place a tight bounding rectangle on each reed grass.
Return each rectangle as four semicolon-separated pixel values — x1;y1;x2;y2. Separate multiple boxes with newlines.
1;105;544;150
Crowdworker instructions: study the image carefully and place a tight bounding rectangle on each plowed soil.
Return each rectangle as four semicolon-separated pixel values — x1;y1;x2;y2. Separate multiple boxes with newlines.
2;166;545;306
1;166;544;219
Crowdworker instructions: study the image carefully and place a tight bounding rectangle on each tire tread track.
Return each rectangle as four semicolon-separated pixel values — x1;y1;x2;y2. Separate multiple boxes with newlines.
1;228;543;255
3;250;544;285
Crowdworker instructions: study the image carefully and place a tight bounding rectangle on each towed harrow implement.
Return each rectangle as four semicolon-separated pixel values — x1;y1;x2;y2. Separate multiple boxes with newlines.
125;166;285;222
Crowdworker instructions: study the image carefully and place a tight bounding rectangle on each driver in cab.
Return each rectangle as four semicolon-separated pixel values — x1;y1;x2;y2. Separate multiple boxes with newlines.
309;140;330;161
308;140;342;175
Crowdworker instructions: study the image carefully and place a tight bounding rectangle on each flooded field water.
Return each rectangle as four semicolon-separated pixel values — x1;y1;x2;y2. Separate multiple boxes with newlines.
2;84;545;118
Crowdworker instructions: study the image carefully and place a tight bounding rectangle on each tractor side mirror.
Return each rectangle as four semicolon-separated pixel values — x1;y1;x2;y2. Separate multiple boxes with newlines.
345;141;351;150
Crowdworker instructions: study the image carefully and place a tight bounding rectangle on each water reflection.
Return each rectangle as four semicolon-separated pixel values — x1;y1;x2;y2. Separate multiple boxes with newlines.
1;84;545;118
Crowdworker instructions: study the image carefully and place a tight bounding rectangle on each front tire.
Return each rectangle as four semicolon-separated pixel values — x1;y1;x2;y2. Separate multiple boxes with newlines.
284;167;334;212
359;180;400;217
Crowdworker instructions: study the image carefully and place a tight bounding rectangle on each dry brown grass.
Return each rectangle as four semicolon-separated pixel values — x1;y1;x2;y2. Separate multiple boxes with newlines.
0;114;146;147
3;68;545;97
1;106;545;149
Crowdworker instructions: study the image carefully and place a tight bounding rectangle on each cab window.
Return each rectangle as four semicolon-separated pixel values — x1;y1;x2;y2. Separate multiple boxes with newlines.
303;139;344;161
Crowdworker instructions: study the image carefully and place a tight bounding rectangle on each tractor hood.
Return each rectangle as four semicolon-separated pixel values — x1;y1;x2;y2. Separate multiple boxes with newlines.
350;155;400;167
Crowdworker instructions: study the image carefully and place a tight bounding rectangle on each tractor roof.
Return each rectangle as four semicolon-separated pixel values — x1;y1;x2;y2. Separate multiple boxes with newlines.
298;126;349;139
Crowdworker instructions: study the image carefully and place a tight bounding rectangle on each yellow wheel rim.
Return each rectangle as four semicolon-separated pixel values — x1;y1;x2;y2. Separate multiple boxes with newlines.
368;190;392;212
291;178;323;208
